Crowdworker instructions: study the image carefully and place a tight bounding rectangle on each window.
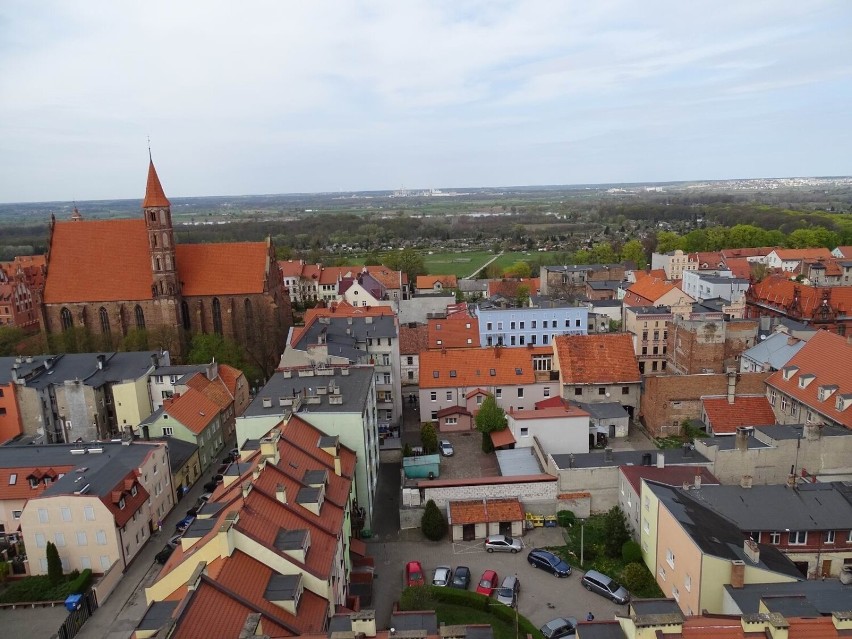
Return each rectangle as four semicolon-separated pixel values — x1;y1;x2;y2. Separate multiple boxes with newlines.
212;297;222;335
77;532;88;546
35;533;46;548
768;389;777;405
510;336;516;345
641;346;648;355
495;388;502;398
430;392;437;402
99;307;110;336
749;531;761;543
489;368;496;377
769;531;781;544
644;496;649;510
100;556;111;570
449;370;457;378
181;300;191;330
666;549;675;568
431;411;438;420
789;530;807;545
476;395;484;405
29;477;39;488
437;339;443;345
84;506;95;521
55;532;66;547
824;530;835;544
8;473;16;485
517;388;524;398
433;371;439;378
598;388;606;395
487;322;493;330
643;518;650;533
60;307;73;331
38;508;48;523
446;391;452;400
684;574;691;592
520;427;529;437
134;305;145;330
445;417;457;425
60;507;72;522
544;387;551;397
163;426;173;436
781;395;788;413
96;530;108;545
118;498;126;510
12;510;21;520
531;321;537;328
671;585;680;602
407;356;414;365
574;388;582;396
575;319;581;327
131;485;138;497
510;321;516;329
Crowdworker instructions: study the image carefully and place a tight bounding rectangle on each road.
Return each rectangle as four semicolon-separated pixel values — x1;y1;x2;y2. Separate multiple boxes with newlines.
464;252;503;280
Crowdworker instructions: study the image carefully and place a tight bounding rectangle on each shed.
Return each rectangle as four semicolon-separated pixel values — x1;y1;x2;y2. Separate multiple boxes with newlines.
403;453;440;479
447;498;525;542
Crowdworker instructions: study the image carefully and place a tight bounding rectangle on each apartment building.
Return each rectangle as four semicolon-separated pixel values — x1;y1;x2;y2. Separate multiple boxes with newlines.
475;305;588;347
623;305;671;375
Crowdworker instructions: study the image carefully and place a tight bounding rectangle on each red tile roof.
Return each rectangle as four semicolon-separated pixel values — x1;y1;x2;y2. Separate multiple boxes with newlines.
419;346;552;389
509;404;589;420
44;219;153;303
175;242;269;296
437;406;472;418
367;266;403;290
489;428;516;448
427;316;479;348
765;330;852;429
772;248;833;261
416;275;457;289
142;160;171;208
0;466;75;500
702;396;776;434
720;247;776;259
722;257;753;279
749;275;852;320
278;260;306;278
834;246;852;258
620;465;719;493
399;325;429;355
163;389;220;435
554;333;640;384
625;276;676;305
448;498;523;525
691;252;724;268
217;364;243;397
101;471;150;528
487;278;539;299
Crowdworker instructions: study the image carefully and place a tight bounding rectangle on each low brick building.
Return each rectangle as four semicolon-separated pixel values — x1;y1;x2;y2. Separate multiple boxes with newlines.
667;317;758;375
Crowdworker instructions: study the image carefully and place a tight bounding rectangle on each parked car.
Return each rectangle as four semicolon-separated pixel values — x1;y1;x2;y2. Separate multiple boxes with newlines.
451;566;471;589
166;533;183;549
203;480;219;492
432;566;453;587
440;440;454;456
475;569;498;596
495;574;520;606
155;545;175;564
540;617;577;639
528;548;571;577
581;569;630;604
405;561;425;587
175;516;195;532
485;534;523;553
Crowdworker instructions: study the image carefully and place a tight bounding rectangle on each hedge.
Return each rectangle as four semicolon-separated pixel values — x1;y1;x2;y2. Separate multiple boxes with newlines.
0;569;92;603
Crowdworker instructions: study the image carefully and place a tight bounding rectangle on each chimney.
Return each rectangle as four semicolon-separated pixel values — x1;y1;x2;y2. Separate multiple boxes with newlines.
96;354;106;370
740;474;753;489
744;538;760;564
804;422;820;441
730;560;745;589
693;474;701;489
275;483;287;504
735;427;749;451
656;452;665;468
150;353;159;368
787;336;798;346
727;369;736;404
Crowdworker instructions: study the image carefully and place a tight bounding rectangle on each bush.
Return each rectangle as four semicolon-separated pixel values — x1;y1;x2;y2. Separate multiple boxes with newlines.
400;586;436;611
489;599;544;638
619;562;661;598
556;510;576;527
421;423;438;454
421;499;448;541
403;443;414;457
602;506;631;558
0;568;92;603
622;540;642;564
46;541;63;585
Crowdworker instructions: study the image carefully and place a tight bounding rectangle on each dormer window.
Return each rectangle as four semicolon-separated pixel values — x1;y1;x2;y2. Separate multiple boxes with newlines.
29;477;38;489
818;385;839;402
450;370;457;378
118;497;126;510
433;371;439;378
131;485;137;497
836;394;852;412
782;366;799;381
798;374;815;389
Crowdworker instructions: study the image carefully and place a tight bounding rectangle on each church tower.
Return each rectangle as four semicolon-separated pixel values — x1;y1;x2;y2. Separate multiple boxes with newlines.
143;157;181;327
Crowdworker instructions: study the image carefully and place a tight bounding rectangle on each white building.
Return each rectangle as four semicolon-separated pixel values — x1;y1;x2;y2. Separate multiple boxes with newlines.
681;269;750;303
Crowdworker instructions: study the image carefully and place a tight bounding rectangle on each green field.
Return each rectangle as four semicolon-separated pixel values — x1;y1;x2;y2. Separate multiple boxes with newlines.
421;251;534;278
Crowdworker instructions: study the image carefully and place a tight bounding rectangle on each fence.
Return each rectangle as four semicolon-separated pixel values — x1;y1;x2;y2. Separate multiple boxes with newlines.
56;590;98;639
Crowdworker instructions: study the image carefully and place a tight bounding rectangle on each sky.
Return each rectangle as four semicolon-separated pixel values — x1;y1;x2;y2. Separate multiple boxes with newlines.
1;1;851;203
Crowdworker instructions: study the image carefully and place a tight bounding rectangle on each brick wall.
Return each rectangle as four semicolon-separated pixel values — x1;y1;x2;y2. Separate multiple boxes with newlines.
667;319;758;375
641;372;771;437
421;478;557;510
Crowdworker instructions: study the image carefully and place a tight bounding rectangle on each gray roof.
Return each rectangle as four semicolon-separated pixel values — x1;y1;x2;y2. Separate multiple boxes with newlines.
151;436;198;473
137;601;179;631
628;305;671;316
264;573;301;601
647;482;801;579
8;351;159;390
698;275;749;285
0;355;53;384
243;367;374;417
495;447;543;476
390;611;439;634
543;264;621;273
588;299;623;309
294;316;397;358
685;482;852;531
458;280;489;292
723;580;852;615
530;295;575;308
697;433;771;451
755;423;852;441
575;401;628;420
0;440;164;499
569;623;625;639
152;365;207;377
183;517;217;539
586;280;622;291
630;600;683;616
742;332;806;370
552;447;708;470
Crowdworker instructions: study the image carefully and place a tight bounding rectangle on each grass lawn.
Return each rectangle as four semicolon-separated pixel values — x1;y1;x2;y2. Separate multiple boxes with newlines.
421;251;496;277
435;603;519;639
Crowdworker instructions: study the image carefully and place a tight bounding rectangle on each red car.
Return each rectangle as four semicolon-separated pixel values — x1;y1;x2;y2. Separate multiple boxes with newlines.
476;569;499;596
405;561;425;587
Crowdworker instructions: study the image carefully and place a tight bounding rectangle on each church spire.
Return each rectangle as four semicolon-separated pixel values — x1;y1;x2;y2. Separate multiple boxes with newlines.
143;158;171;208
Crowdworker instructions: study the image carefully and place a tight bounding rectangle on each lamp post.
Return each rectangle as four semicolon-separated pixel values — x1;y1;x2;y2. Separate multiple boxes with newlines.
580;519;586;568
514;574;519;639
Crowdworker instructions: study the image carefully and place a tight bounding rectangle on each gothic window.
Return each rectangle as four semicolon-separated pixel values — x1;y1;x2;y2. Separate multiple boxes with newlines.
162;233;169;247
244;298;253;327
149;211;156;222
60;307;73;331
181;301;191;330
212;298;223;335
156;258;162;271
134;305;145;330
152;234;158;247
99;307;110;336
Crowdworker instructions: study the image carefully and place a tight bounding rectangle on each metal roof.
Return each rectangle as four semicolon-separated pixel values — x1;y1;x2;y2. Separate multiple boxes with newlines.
243;367;374;417
495;447;542;476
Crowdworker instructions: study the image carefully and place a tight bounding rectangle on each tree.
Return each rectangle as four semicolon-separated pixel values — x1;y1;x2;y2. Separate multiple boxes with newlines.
619;562;659;597
622;540;642;563
0;559;9;584
420;423;438;454
504;261;532;278
589;242;617;264
187;333;262;385
602;506;632;557
655;231;684;254
0;326;26;356
384;248;425;284
421;499;448;541
515;284;530;308
475;394;507;452
46;541;63;585
620;239;647;269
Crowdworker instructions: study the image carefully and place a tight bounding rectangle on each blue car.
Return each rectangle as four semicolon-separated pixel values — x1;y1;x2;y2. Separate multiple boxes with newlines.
175;516;195;532
527;548;571;577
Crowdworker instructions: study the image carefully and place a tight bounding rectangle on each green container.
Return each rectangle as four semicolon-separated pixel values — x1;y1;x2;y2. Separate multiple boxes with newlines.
361;529;372;539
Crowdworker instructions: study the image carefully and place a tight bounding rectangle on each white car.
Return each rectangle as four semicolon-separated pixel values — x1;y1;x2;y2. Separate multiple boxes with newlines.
432;566;453;587
440;440;454;456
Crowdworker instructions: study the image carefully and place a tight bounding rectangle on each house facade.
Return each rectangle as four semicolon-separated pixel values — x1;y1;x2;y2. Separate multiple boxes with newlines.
505;401;590;454
475;305;588;348
651;250;698;280
681;269;750;303
623;305;671;375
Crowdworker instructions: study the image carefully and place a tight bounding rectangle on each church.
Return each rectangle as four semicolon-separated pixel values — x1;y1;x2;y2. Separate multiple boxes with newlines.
39;159;292;371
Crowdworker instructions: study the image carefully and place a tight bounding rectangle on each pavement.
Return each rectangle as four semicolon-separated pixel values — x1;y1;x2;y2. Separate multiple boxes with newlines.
0;604;70;639
366;525;626;632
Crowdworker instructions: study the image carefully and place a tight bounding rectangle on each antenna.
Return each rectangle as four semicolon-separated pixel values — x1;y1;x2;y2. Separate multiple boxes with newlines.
147;136;152;160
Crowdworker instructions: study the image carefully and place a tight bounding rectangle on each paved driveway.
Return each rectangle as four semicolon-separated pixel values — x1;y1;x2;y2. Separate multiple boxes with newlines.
367;527;625;631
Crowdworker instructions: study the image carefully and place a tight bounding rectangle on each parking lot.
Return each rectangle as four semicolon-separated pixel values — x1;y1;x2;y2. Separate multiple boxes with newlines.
367;526;625;630
436;431;501;479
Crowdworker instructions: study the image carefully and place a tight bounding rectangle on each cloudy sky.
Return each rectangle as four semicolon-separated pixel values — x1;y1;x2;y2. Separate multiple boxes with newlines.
1;1;850;202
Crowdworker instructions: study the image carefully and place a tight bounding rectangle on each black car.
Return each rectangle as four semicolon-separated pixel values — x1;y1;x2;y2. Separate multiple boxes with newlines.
450;565;471;589
155;545;175;564
203;480;219;492
527;548;572;577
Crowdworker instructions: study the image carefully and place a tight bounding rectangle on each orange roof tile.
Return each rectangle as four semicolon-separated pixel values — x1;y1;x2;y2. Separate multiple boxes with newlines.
419;346;552;389
449;498;523;525
691;251;724;268
399;325;429;355
509;404;589;420
416;275;457;289
749;275;852;321
720;247;776;259
625;276;676;304
488;278;539;299
804;258;843;277
723;257;753;279
489;428;516;447
101;471;149;528
163;389;220;434
142;159;171;208
0;465;75;500
367;266;403;290
217;364;243;397
43;219;153;303
766;330;852;429
175;242;269;296
278;260;306;278
428;316;479;348
772;247;833;261
554;333;640;384
834;245;852;258
318;266;352;285
701;395;776;435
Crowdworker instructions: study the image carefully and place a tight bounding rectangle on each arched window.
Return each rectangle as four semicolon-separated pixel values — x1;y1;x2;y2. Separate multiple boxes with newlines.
152;234;158;248
181;301;191;330
60;307;73;331
134;305;145;330
244;298;253;327
212;298;223;335
99;307;111;336
162;233;169;247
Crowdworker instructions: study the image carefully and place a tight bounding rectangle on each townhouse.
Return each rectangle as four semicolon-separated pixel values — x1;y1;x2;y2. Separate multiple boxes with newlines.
747;274;852;334
622;273;695;308
766;248;834;272
681;268;750;303
475;304;588;347
651;249;698;280
540;264;626;296
278;261;406;307
623;305;672;375
0;254;44;330
739;330;806;373
399;324;428;386
502;397;590;454
415;274;457;294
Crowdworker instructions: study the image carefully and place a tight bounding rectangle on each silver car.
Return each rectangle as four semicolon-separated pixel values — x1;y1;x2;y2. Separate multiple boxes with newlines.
495;574;520;606
432;566;453;587
485;534;523;553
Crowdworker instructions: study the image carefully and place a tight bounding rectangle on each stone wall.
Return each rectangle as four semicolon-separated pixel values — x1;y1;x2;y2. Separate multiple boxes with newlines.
420;479;558;511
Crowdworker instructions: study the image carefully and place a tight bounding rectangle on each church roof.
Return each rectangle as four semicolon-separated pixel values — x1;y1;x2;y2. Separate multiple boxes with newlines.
175;243;269;296
143;160;171;208
43;219;154;303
